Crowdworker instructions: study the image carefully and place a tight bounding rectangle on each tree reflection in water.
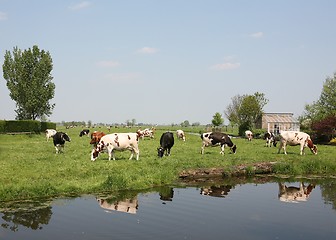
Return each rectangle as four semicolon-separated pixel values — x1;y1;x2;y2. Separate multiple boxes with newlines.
0;200;52;232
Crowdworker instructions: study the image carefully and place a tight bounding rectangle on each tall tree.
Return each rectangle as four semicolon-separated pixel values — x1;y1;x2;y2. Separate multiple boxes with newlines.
224;94;245;125
3;45;55;120
212;112;224;127
302;72;336;122
225;92;268;130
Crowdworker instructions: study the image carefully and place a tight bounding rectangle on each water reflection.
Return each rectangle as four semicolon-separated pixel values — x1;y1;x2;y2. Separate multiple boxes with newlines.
96;191;139;214
1;177;336;239
97;198;139;214
0;199;52;232
278;182;315;203
200;185;233;197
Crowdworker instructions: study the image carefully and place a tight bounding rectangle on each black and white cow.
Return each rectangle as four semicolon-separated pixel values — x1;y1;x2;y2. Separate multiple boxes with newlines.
45;129;57;142
79;129;90;137
200;132;237;155
264;132;277;147
158;132;174;157
53;132;71;153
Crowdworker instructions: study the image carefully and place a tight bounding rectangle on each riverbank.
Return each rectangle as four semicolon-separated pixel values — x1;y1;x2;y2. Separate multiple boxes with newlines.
1;128;335;202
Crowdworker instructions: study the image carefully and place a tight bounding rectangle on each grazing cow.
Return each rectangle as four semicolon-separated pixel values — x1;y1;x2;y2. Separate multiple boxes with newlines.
278;182;315;203
79;129;90;137
136;128;155;140
52;132;71;154
91;133;140;161
278;131;317;155
158;132;174;157
201;132;237;155
245;130;253;141
45;129;57;142
264;132;277;147
176;129;186;141
90;131;105;146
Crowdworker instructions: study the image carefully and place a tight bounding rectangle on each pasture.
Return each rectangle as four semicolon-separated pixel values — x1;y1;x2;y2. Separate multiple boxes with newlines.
1;126;336;202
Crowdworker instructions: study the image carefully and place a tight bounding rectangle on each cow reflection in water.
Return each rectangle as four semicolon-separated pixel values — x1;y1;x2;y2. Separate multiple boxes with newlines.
278;182;315;203
201;185;232;198
97;198;138;214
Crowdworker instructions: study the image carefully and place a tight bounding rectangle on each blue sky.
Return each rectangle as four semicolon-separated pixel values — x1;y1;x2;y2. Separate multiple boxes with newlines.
1;0;335;125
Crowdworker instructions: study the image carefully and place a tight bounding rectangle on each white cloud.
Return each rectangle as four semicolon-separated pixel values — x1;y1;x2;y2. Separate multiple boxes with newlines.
210;62;240;70
68;1;91;10
250;31;264;38
104;73;142;84
0;12;8;20
96;61;120;68
136;47;159;54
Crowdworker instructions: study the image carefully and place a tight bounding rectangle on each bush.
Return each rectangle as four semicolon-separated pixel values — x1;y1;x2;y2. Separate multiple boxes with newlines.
0;120;57;134
0;120;5;133
41;121;56;131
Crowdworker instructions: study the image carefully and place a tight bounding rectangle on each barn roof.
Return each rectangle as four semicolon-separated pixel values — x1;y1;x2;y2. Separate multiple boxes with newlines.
263;113;298;123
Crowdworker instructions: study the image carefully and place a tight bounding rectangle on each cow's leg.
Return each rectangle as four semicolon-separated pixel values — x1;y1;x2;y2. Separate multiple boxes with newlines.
201;143;205;154
108;148;114;161
111;150;116;160
167;148;171;156
283;143;287;155
220;144;225;154
278;142;286;154
300;144;304;155
133;147;139;160
129;148;135;160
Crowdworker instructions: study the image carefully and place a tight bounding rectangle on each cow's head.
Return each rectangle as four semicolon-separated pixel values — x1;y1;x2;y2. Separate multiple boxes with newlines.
307;139;318;155
62;133;71;142
91;141;105;161
231;144;237;154
157;147;165;158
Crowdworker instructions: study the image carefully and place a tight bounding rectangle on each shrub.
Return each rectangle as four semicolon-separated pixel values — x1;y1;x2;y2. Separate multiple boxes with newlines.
5;120;41;133
41;121;56;131
0;120;5;133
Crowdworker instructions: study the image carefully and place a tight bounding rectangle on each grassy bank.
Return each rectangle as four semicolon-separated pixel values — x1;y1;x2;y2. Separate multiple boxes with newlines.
1;127;336;201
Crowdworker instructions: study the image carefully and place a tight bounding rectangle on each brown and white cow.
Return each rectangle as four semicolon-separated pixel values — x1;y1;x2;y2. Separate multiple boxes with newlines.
201;132;237;155
278;182;315;203
91;133;140;161
245;130;253;141
136;128;155;140
90;131;105;147
278;131;317;155
176;129;186;141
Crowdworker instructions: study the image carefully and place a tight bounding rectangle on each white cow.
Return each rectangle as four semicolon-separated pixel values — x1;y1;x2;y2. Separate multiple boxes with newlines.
45;129;57;142
176;130;186;141
245;130;253;141
91;133;140;161
278;131;317;155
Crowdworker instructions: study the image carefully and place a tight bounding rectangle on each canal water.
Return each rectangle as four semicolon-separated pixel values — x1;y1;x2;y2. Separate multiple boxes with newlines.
1;177;336;239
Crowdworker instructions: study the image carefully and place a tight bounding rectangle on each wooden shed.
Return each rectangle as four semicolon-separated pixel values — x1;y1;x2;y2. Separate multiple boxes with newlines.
257;112;300;134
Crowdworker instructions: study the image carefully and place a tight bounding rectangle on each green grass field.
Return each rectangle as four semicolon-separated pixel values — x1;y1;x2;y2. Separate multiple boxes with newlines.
1;126;335;202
